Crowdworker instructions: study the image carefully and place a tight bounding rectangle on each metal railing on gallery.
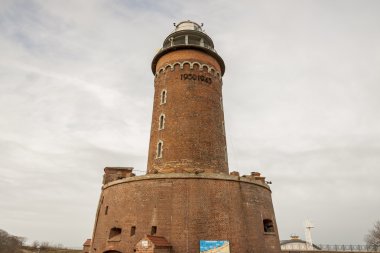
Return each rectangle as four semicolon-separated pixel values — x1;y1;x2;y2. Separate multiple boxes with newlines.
282;244;380;252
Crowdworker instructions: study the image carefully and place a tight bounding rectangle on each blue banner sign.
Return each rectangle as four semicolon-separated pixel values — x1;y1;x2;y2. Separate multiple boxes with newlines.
200;240;230;253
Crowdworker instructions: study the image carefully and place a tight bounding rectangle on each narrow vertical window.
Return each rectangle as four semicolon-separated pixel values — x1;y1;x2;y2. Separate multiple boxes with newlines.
151;226;157;235
220;97;224;111
130;226;136;236
156;141;163;158
222;121;225;136
160;90;167;104
159;114;165;130
105;206;109;215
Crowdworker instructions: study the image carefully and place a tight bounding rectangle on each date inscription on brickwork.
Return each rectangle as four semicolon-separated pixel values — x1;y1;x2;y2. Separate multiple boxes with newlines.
180;74;212;84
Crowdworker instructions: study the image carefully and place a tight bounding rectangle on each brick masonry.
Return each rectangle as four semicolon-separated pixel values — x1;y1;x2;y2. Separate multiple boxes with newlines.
90;174;281;253
147;50;228;174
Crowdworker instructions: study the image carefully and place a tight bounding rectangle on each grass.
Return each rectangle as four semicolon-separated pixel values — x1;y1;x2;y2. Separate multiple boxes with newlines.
22;246;81;253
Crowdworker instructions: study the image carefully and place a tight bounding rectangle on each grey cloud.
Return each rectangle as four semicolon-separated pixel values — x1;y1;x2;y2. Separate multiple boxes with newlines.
0;0;379;247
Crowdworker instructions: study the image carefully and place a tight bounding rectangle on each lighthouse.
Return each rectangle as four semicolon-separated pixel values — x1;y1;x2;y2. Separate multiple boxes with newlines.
148;20;227;175
86;21;281;253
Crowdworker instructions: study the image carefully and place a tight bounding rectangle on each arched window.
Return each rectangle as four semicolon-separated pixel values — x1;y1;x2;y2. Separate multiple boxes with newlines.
156;141;163;158
160;90;167;104
159;114;165;130
263;219;274;232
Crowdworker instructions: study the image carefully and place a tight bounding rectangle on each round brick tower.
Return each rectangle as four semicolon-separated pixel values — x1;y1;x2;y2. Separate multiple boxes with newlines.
86;21;281;253
147;21;228;174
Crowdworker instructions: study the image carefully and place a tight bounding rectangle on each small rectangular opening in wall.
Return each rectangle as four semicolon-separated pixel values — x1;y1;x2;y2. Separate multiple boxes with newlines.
263;219;275;233
130;226;136;236
151;226;157;235
105;206;109;215
109;227;122;241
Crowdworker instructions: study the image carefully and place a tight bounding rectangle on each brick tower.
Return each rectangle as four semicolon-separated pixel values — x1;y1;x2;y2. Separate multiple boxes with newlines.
85;21;281;253
147;21;227;174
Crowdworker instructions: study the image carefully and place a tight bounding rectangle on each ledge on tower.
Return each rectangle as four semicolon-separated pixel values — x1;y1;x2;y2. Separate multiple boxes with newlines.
240;171;267;184
103;167;135;184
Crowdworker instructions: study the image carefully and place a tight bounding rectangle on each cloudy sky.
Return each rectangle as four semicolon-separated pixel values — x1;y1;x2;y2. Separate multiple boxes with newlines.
1;0;379;247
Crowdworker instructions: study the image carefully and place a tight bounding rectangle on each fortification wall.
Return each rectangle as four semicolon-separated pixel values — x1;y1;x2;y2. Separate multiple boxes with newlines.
90;174;280;253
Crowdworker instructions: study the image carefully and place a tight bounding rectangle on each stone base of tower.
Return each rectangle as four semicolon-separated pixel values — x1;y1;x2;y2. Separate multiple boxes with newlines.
89;173;281;253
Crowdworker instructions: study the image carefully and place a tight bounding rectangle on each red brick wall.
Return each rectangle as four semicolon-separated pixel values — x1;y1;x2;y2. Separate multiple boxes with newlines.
103;167;134;184
90;175;281;253
147;49;228;174
82;245;90;253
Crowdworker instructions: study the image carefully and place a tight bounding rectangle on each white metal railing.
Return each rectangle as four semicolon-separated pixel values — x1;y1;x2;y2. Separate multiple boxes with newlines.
161;43;218;54
281;244;380;252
